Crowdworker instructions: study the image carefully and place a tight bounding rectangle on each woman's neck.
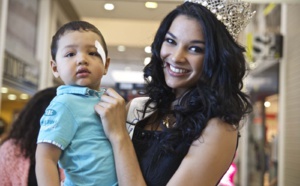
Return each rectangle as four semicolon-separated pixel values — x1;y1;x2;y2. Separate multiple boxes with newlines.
172;89;192;109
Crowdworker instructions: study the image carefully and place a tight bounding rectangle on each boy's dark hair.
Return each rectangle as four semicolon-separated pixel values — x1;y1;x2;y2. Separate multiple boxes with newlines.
50;20;108;60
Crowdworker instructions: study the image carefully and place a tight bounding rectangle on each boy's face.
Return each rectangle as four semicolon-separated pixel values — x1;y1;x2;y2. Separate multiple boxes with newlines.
51;30;110;90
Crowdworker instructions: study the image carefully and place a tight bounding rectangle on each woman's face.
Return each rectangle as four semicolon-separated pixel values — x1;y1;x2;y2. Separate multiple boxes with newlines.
160;15;205;98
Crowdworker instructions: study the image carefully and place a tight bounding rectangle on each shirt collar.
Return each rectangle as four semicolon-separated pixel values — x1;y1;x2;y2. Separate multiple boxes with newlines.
57;85;106;98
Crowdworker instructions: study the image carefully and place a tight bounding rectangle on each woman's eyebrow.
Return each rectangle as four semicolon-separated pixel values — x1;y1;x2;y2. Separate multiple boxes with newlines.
166;32;205;44
166;32;176;39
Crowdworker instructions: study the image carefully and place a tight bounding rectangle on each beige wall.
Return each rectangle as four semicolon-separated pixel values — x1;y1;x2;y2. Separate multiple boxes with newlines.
85;18;160;47
279;3;300;186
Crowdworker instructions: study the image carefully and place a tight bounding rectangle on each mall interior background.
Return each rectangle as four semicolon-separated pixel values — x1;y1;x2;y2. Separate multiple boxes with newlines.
0;0;299;185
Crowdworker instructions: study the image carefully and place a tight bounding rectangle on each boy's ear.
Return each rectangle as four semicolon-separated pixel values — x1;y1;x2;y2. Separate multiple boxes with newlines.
103;57;110;75
50;60;60;78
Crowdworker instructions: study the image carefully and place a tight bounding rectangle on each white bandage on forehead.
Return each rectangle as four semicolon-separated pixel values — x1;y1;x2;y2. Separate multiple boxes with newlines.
95;40;106;66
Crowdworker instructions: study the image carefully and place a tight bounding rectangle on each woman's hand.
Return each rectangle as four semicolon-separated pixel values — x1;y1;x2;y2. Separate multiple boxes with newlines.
95;89;147;185
94;88;127;143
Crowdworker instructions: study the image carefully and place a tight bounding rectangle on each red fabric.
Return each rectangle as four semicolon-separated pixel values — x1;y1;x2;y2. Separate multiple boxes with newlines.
0;139;30;186
219;163;237;186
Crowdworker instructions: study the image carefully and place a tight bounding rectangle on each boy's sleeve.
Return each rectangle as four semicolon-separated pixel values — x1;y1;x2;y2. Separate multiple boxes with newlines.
37;101;77;150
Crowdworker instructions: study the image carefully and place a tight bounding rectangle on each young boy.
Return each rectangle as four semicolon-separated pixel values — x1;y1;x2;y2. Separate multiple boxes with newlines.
36;21;117;186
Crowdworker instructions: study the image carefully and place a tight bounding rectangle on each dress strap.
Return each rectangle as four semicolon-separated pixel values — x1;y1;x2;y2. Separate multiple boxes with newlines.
126;97;154;138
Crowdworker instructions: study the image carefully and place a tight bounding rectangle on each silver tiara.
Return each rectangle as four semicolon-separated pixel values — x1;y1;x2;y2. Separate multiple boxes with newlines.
184;0;256;40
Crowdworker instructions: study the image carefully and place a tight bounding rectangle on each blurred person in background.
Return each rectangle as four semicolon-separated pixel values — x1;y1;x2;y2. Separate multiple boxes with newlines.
0;87;58;186
0;117;8;143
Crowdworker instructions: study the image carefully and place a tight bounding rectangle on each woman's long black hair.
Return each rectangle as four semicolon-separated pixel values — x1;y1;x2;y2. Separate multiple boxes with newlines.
3;87;57;163
140;2;252;151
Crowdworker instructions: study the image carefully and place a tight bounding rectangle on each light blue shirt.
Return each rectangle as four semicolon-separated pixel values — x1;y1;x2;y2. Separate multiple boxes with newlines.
37;85;118;186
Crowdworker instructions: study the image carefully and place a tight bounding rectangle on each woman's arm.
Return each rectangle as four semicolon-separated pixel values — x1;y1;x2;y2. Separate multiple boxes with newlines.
36;143;61;186
167;118;238;186
95;88;146;186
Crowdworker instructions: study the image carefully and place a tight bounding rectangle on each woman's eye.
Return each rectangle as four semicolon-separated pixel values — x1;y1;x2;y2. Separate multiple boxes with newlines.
189;46;205;54
164;38;176;45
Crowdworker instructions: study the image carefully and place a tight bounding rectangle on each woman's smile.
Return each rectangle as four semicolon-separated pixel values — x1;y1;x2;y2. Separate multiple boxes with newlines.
166;62;190;76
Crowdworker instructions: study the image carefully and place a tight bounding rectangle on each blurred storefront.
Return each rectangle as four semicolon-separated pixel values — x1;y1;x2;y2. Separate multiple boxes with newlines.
237;2;300;186
0;0;40;131
0;0;78;135
236;3;282;186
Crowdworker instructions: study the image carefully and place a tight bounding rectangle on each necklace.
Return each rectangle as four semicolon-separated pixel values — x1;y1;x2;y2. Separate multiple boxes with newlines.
162;115;176;128
161;99;180;128
161;90;191;128
162;116;171;128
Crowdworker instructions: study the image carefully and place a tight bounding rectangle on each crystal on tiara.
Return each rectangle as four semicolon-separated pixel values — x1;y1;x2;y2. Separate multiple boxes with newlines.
184;0;256;40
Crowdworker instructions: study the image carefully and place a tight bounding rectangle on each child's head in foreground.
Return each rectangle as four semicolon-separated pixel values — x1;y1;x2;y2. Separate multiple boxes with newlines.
50;20;110;90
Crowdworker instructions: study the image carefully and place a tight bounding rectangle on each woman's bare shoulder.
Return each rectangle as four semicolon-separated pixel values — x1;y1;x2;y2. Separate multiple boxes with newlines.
167;118;238;185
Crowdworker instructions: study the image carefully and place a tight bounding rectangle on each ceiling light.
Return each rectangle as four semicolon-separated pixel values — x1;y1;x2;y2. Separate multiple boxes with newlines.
117;45;126;52
264;101;271;108
144;57;151;65
104;3;114;11
145;2;158;9
144;46;151;54
8;94;17;100
20;93;29;100
1;87;8;93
